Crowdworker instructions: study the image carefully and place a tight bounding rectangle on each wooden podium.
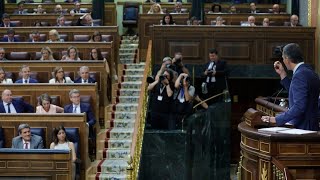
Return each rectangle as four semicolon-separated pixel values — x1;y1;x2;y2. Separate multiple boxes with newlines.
238;97;320;180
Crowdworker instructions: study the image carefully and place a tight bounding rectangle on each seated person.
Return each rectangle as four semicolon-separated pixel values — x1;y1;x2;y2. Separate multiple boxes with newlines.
229;4;237;13
46;29;64;42
40;47;55;61
161;13;175;25
248;2;260;14
89;48;105;60
56;15;67;27
241;16;256;26
74;66;96;83
0;89;34;113
12;124;43;149
172;2;183;13
0;14;15;27
65;0;77;3
262;18;270;27
209;4;222;13
286;14;301;27
29;30;41;42
271;4;280;14
2;29;20;42
64;89;96;133
70;2;86;14
50;126;76;180
148;3;164;14
33;5;47;14
13;2;28;15
88;31;105;42
189;16;200;25
15;65;39;84
49;66;74;83
75;13;98;26
36;93;64;113
0;67;13;84
61;46;81;61
214;16;225;26
54;4;66;15
0;48;8;61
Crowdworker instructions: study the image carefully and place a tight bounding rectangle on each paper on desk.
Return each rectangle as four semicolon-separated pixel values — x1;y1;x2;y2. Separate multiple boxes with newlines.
258;127;290;133
277;129;317;135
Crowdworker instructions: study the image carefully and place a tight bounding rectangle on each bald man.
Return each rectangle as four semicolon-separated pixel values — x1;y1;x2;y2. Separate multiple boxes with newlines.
248;16;256;26
289;15;300;27
272;4;280;14
0;89;34;113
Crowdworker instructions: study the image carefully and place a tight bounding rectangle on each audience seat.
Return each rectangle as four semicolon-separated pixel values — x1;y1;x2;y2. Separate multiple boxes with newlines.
28;34;47;42
73;35;90;42
80;8;89;13
33;52;42;60
0;128;4;148
65;127;81;177
30;128;46;148
63;71;75;80
53;52;61;60
59;34;68;41
122;2;139;35
101;52;109;60
2;35;24;42
37;95;61;107
10;21;22;27
80;95;92;104
65;21;73;26
102;35;112;42
42;0;55;3
7;52;31;60
5;72;14;80
92;19;101;26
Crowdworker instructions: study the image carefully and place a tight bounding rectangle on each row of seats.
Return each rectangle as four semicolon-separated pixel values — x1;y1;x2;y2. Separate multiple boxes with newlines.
1;34;112;42
2;51;108;60
4;71;99;84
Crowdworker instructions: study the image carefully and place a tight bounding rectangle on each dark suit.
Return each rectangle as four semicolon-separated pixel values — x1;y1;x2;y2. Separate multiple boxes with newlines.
15;78;38;83
13;9;28;15
12;135;43;149
0;99;34;113
1;37;20;42
276;64;320;131
64;103;96;126
0;23;16;27
74;77;96;83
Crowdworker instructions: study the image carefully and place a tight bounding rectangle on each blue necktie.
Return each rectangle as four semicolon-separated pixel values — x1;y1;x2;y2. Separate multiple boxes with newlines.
7;103;11;113
73;106;77;113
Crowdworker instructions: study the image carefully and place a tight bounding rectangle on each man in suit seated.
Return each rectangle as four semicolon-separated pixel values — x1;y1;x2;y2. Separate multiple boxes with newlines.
286;14;302;27
70;2;86;14
248;2;260;14
75;13;98;26
0;48;7;61
74;66;96;83
262;43;320;131
15;65;39;84
64;89;96;129
0;89;34;113
0;14;15;27
172;2;183;13
13;2;28;15
12;124;43;149
2;29;20;42
29;30;41;42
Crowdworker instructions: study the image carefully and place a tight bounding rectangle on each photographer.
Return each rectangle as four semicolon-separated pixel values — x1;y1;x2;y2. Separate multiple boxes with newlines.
169;52;190;76
203;48;227;105
173;73;195;128
147;69;175;129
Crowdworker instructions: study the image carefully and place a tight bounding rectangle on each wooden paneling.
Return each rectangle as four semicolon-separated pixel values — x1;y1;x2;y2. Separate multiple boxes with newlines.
5;3;117;26
0;150;72;180
0;114;88;179
151;26;316;65
139;14;190;61
203;3;286;13
204;13;290;25
142;3;192;14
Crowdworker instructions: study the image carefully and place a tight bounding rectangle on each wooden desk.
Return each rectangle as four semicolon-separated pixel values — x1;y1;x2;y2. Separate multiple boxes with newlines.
0;114;89;179
238;120;320;180
142;2;192;14
203;3;286;13
5;3;117;26
204;13;290;25
0;149;72;180
151;26;315;65
138;13;190;61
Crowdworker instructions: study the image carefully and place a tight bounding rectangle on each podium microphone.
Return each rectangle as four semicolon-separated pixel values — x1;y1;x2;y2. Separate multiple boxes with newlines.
268;88;283;127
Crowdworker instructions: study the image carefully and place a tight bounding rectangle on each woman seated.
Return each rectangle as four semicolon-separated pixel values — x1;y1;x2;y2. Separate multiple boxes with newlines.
161;13;176;25
40;47;55;61
89;48;105;60
88;31;105;42
148;3;164;14
33;5;46;14
189;16;200;25
61;46;81;61
0;67;13;84
49;66;74;83
214;16;225;26
50;126;77;180
46;29;64;42
36;93;64;113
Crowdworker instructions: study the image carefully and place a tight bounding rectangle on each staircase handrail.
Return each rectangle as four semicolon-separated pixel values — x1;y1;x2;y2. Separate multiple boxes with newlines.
128;40;152;179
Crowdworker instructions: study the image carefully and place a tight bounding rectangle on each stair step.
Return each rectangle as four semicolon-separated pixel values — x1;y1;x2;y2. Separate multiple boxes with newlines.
113;103;138;112
97;159;128;174
119;48;137;53
120;44;138;48
107;128;134;139
117;96;140;103
112;111;137;120
124;63;145;69
121;39;139;44
105;139;132;149
108;119;135;128
118;89;141;96
122;69;144;75
119;82;142;89
121;75;143;82
119;59;135;64
103;149;130;159
95;173;127;180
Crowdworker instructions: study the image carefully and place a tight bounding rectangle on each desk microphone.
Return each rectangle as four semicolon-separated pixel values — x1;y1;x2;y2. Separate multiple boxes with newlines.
269;88;284;127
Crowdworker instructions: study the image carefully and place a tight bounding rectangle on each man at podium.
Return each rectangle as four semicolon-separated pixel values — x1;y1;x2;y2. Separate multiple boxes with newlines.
261;43;320;131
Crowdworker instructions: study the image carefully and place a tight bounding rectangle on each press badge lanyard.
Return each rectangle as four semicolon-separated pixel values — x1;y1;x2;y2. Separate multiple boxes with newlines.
158;85;166;101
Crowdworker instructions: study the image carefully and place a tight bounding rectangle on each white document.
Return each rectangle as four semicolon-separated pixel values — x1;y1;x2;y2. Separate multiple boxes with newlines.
258;127;290;133
277;129;318;135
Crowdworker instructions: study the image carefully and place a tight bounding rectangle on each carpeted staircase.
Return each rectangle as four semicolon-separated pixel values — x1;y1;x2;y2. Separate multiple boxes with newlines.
89;35;145;180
